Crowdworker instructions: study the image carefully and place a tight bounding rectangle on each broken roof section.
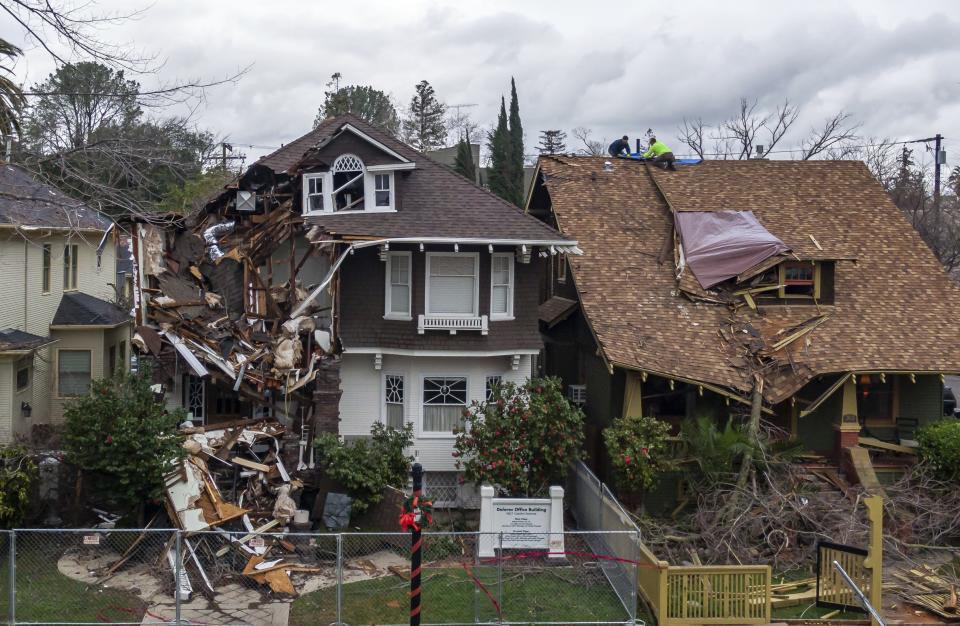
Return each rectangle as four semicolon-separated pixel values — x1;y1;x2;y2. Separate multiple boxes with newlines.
535;156;960;404
675;210;789;289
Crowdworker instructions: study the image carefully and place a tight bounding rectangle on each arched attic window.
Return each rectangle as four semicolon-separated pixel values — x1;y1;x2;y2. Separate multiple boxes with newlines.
331;153;365;211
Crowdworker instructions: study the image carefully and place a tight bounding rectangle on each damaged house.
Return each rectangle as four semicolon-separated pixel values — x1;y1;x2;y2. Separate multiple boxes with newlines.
530;156;960;490
132;113;578;501
0;164;131;442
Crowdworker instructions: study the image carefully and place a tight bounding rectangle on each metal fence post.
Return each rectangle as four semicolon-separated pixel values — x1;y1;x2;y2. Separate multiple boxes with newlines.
497;532;503;625
9;530;15;626
336;533;343;626
174;530;182;626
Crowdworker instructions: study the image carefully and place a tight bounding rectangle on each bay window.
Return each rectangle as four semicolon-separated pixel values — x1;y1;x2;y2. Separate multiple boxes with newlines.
426;253;479;316
490;253;514;320
385;251;411;319
423;376;467;434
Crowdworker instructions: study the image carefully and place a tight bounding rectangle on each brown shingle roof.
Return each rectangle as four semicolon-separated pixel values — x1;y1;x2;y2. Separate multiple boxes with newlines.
259;114;571;243
539;156;960;403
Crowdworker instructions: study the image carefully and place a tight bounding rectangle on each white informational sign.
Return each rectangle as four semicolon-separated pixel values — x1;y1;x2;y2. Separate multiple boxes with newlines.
82;534;101;546
478;485;564;558
493;501;550;549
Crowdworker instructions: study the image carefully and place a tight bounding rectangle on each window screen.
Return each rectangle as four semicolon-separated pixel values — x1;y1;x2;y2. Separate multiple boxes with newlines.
423;377;467;432
428;255;476;315
58;350;91;396
15;366;29;391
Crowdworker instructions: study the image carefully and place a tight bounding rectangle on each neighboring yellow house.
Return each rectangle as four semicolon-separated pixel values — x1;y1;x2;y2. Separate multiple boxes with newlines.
0;164;132;443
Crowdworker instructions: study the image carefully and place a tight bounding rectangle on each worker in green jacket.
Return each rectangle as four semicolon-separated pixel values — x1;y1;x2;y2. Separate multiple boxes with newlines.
643;136;676;170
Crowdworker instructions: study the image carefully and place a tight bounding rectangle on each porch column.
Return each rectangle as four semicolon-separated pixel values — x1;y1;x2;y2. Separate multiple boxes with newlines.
622;371;643;418
834;377;861;453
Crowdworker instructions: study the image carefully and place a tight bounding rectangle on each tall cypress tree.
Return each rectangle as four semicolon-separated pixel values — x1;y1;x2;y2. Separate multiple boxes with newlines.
401;80;447;151
507;78;525;206
487;97;511;201
453;137;477;183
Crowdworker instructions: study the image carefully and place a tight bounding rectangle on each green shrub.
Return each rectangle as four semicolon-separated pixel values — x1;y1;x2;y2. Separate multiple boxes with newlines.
918;420;960;481
0;446;36;528
314;422;414;515
603;414;673;490
453;377;584;497
63;366;185;522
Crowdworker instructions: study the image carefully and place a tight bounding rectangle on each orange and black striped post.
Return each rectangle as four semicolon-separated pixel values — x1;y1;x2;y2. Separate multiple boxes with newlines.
410;462;423;626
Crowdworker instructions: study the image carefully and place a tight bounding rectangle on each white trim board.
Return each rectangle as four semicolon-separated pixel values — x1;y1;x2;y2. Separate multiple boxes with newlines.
342;347;540;357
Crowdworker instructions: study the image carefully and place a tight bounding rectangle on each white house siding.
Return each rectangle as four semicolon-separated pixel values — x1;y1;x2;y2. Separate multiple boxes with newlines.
0;229;120;437
339;353;533;472
0;361;12;443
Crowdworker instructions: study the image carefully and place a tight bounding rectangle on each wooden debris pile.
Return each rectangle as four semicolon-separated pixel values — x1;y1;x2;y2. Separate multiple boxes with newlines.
107;418;330;599
891;567;960;622
133;200;336;412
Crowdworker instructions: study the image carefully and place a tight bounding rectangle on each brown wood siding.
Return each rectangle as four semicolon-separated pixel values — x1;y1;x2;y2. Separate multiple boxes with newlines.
310;132;402;168
338;245;543;351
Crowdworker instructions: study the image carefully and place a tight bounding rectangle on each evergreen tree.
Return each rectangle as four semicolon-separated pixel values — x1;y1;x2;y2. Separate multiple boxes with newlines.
402;80;447;151
453;137;477;182
507;78;525;206
314;73;400;135
538;129;567;155
487;97;511;202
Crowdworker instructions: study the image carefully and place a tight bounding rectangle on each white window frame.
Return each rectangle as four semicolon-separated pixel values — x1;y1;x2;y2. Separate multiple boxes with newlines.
485;375;503;402
15;362;30;392
56;348;91;398
425;252;480;318
302;172;327;215
490;252;515;321
365;171;395;211
384;251;412;320
382;372;406;429
63;244;78;291
420;374;469;438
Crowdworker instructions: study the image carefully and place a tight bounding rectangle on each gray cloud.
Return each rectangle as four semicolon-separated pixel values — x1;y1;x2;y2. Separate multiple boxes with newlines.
4;0;959;164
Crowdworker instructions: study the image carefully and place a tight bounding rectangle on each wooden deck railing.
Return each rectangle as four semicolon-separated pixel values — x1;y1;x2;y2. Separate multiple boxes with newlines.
570;461;772;625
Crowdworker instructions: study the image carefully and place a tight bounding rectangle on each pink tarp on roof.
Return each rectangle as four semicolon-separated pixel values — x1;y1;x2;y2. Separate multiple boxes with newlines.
675;210;789;289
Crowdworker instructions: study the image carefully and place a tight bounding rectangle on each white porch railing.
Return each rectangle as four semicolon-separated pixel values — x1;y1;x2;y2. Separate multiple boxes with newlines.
417;314;489;335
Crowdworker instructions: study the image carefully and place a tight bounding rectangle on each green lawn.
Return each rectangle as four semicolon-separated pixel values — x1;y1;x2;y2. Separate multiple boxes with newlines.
290;566;631;625
0;537;146;624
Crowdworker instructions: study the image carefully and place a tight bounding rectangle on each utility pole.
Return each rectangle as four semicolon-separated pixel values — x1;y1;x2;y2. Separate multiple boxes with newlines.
934;133;943;208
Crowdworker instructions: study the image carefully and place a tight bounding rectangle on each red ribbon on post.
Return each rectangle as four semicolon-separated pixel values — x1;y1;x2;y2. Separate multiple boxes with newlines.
408;462;423;626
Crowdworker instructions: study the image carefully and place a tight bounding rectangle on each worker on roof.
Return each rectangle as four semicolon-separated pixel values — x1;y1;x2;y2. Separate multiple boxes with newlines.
643;136;676;170
608;135;631;157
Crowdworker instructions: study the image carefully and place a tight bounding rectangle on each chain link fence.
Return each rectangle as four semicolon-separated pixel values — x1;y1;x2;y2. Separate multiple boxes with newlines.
0;528;639;625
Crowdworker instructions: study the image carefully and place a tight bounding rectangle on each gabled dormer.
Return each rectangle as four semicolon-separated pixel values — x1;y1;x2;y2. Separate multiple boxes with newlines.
298;123;415;216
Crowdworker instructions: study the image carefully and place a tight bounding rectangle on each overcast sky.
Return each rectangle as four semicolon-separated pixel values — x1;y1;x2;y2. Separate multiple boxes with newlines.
3;0;959;168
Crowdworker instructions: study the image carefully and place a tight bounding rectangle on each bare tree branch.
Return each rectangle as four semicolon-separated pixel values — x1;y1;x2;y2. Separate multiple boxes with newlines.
677;117;706;159
571;126;605;156
801;111;861;160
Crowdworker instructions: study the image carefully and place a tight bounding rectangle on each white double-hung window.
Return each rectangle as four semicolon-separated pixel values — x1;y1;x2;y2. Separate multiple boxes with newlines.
303;173;325;212
425;253;479;316
490;252;514;320
384;251;411;319
422;376;467;434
